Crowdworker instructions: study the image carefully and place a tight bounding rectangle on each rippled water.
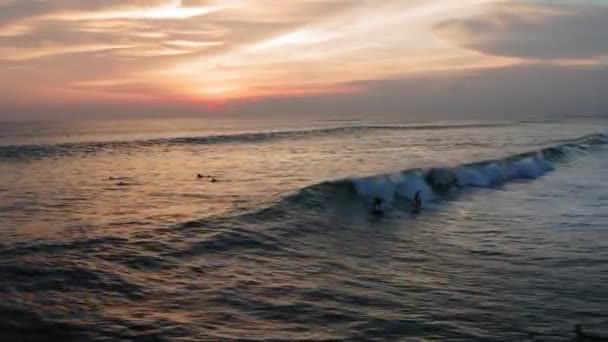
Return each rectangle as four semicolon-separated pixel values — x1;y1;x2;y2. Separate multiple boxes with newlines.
1;117;607;341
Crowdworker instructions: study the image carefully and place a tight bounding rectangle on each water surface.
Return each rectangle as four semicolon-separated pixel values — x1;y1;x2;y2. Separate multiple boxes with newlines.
1;117;606;341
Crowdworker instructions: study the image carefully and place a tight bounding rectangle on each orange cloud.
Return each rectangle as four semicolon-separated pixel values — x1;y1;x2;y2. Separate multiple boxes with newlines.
2;0;602;115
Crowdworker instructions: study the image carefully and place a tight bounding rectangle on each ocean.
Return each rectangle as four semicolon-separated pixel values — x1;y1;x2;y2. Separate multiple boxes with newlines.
0;116;606;341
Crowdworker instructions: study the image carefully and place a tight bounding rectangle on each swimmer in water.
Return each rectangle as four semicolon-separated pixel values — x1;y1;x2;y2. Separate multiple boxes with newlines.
413;190;422;210
197;174;203;179
210;176;217;183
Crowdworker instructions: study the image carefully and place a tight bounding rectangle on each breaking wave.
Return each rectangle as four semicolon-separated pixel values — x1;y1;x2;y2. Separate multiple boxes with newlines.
273;133;608;212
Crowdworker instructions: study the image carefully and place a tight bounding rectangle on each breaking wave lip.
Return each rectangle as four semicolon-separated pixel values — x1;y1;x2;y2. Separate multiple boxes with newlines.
268;132;608;213
0;122;513;160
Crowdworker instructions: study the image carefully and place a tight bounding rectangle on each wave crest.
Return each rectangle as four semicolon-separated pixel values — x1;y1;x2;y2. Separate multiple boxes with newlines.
284;133;607;208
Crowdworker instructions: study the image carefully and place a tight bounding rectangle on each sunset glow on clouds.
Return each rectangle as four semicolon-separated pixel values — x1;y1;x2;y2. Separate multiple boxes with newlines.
0;0;607;118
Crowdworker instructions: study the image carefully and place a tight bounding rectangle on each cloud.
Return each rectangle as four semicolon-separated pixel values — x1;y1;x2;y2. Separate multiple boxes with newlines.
0;1;181;25
1;1;488;100
4;0;605;121
0;0;362;63
435;2;608;60
0;1;382;105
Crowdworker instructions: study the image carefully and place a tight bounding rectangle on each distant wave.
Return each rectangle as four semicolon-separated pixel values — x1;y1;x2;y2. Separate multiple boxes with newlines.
0;122;513;161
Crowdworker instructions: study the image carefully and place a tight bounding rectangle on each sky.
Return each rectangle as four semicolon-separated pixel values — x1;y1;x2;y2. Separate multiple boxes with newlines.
0;0;607;120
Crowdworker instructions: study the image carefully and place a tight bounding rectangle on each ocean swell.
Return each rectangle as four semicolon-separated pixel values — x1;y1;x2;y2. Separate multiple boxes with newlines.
281;132;608;210
0;122;511;161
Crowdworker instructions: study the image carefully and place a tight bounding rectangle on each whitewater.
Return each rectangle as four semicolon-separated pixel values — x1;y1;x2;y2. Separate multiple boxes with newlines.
1;117;607;341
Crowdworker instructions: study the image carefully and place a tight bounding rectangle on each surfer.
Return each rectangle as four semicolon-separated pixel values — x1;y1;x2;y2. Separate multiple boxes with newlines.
197;174;203;179
413;190;423;210
210;176;217;183
372;197;384;215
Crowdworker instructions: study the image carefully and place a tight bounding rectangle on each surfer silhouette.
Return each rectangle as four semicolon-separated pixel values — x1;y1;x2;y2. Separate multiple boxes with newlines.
372;197;384;215
413;190;422;210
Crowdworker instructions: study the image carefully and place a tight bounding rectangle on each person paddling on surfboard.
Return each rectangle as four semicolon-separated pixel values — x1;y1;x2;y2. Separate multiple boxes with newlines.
413;190;423;210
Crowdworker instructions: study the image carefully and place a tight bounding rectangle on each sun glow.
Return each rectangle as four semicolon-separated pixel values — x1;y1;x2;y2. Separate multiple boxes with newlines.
3;0;578;114
166;0;493;101
200;86;238;96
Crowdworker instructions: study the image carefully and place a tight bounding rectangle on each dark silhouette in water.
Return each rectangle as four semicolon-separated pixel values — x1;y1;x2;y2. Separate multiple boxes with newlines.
197;174;217;182
575;324;608;341
372;197;384;215
413;190;422;210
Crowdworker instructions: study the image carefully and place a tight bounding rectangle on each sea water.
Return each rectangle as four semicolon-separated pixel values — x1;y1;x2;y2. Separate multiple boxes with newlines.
0;117;606;340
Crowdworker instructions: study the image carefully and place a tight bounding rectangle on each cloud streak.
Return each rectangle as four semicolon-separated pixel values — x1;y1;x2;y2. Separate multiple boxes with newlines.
435;2;608;60
0;0;606;119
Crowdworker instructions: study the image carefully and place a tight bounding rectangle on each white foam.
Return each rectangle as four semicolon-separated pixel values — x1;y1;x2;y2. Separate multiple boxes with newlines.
352;153;558;203
352;171;433;203
346;133;607;204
